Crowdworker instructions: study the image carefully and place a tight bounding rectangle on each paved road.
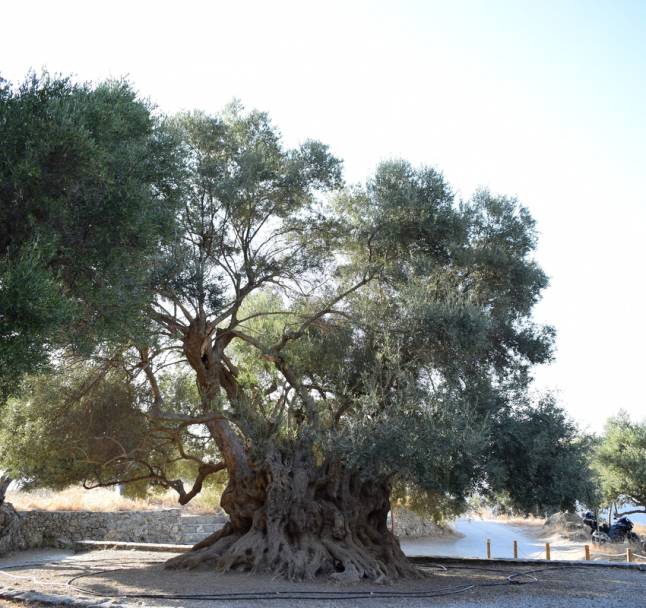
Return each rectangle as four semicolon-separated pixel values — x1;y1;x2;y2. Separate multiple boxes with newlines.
400;517;586;560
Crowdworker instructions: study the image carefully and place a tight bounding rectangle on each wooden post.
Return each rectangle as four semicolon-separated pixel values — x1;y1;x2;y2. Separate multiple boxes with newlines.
584;544;590;561
486;539;491;559
513;540;518;559
627;547;634;563
545;542;551;560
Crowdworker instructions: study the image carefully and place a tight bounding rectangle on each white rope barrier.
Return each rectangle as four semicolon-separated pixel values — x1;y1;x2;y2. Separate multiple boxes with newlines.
485;538;644;562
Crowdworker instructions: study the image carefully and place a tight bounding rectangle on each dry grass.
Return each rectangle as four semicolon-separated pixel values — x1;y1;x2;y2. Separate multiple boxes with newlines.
6;485;219;513
492;514;546;527
468;508;546;526
588;524;646;561
589;543;634;560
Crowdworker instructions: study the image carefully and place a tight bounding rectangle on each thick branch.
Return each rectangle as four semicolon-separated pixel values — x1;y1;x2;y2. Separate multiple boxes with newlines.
138;347;163;409
83;459;226;506
174;462;227;505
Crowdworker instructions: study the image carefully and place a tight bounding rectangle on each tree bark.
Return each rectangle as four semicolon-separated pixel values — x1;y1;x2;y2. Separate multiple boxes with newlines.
166;448;418;581
0;476;10;506
169;319;417;580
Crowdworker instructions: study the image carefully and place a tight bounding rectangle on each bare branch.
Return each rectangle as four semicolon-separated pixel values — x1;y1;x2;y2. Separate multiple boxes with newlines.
235;310;299;325
138;347;163;409
616;508;646;517
272;273;373;352
146;409;228;425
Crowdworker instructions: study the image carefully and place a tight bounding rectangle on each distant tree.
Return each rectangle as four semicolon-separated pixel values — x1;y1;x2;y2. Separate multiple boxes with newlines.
1;94;554;580
0;72;182;398
486;396;599;515
595;412;646;515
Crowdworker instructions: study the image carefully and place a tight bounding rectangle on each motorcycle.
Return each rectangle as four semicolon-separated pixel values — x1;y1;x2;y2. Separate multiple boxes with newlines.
584;512;644;548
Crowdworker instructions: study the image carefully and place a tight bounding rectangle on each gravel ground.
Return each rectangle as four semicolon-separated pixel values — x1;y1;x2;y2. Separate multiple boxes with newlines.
1;549;645;608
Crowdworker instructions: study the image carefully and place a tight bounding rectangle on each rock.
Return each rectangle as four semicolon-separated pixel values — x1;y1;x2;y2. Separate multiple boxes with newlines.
543;511;590;541
545;512;583;527
0;502;28;555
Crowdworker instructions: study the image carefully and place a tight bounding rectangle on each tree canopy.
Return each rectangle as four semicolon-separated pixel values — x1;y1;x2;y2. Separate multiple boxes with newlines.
594;412;646;515
0;75;584;580
0;73;182;397
485;395;599;515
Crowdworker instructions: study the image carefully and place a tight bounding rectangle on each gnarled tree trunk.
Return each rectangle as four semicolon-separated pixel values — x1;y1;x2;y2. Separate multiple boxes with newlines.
163;318;418;580
166;448;417;581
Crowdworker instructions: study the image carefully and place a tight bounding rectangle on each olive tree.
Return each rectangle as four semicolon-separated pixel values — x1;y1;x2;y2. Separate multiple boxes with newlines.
486;395;599;515
595;412;646;515
1;99;553;580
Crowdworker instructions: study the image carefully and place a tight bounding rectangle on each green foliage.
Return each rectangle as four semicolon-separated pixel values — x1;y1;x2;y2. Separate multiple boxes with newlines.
341;392;489;516
305;163;556;511
0;87;567;518
153;106;343;316
0;72;183;396
0;245;72;397
595;412;646;508
485;396;599;515
0;361;222;494
0;365;149;488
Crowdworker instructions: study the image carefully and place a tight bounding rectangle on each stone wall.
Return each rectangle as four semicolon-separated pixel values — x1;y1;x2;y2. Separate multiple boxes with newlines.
17;509;183;549
1;505;451;555
389;507;456;538
0;508;227;555
0;503;27;555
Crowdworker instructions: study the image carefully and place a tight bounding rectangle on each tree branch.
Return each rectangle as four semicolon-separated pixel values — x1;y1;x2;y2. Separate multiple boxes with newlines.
272;273;373;352
616;507;646;517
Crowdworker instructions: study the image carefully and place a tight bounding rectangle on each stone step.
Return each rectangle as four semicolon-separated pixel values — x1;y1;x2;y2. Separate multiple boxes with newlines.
180;524;224;532
179;524;221;533
177;521;225;544
179;521;224;530
75;540;191;553
179;534;214;544
180;514;227;525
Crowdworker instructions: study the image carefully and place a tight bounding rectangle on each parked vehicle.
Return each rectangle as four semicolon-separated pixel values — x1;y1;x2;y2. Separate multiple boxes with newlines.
582;511;600;533
587;513;644;549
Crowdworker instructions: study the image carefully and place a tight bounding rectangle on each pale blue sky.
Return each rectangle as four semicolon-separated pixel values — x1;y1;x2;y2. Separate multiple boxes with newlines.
2;0;645;431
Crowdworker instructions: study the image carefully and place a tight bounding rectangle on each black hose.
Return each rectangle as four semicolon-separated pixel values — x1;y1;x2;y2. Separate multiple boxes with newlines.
0;557;597;602
65;562;576;601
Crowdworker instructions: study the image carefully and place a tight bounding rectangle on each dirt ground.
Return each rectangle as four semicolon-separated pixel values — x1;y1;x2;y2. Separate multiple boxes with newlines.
0;549;645;608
